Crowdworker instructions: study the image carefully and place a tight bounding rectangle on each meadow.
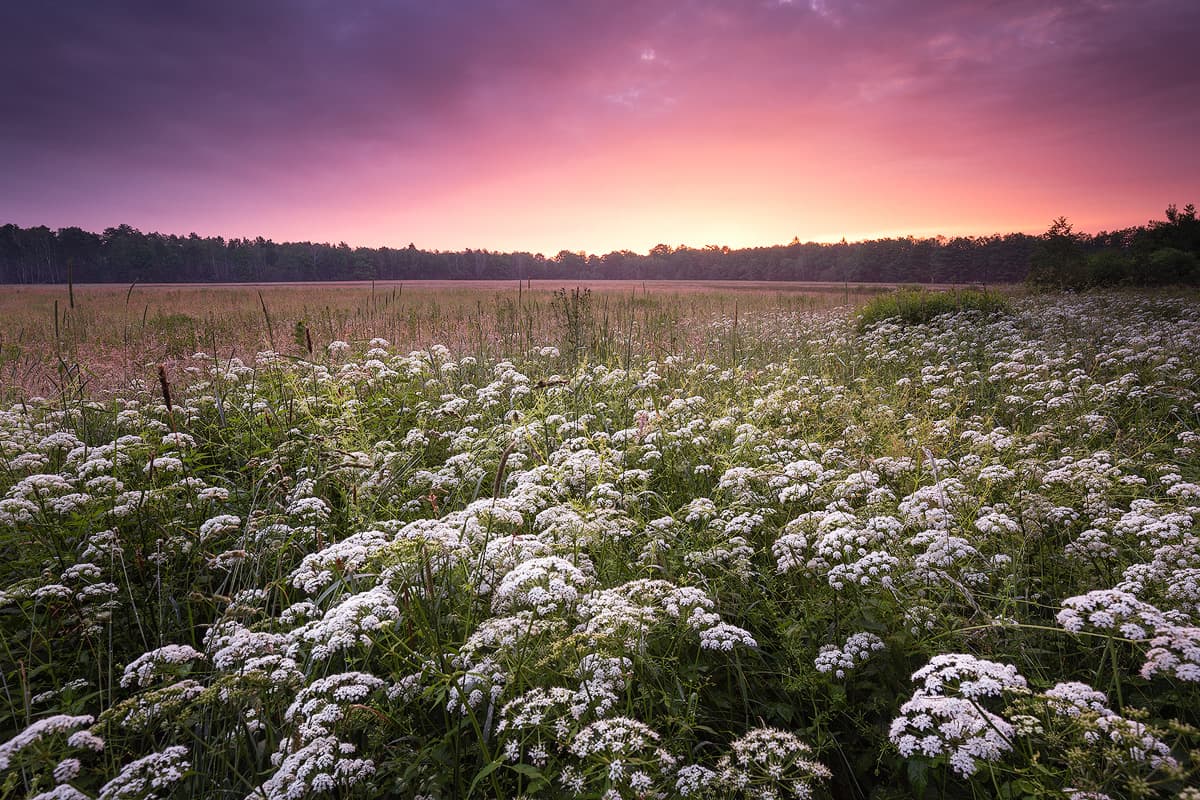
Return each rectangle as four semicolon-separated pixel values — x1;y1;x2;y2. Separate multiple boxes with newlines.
0;281;889;401
1;283;1199;800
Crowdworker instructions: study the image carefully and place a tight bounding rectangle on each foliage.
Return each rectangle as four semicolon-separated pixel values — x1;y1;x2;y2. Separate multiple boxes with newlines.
1027;217;1087;288
550;287;594;361
3;204;1195;287
857;287;1011;330
2;291;1200;799
0;223;1038;284
1029;204;1200;289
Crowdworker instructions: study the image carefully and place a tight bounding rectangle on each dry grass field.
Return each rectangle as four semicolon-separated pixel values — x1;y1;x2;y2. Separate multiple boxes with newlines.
0;280;907;399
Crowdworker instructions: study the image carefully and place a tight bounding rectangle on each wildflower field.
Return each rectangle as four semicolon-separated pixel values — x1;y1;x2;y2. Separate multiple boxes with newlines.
2;287;1199;800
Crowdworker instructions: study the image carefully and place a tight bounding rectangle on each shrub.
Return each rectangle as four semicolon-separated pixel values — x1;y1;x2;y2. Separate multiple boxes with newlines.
1145;247;1199;285
857;287;1011;330
1084;250;1136;287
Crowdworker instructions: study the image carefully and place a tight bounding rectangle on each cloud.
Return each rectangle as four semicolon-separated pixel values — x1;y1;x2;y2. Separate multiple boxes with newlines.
2;2;671;168
0;0;1196;249
5;0;1192;163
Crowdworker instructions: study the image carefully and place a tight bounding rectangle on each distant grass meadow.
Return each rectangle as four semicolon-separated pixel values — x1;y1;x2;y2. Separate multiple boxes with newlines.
0;280;896;401
2;281;1200;800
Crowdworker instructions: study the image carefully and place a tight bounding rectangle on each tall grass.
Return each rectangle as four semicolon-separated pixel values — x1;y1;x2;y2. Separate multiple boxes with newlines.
857;287;1012;330
0;281;886;400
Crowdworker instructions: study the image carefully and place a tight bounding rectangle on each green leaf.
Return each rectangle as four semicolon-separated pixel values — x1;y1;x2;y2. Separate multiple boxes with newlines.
467;758;503;798
508;762;546;791
906;759;930;797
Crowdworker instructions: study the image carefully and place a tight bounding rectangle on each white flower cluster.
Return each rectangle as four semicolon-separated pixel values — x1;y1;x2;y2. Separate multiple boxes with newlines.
1056;589;1169;640
295;585;401;660
698;621;758;652
561;717;675;798
256;672;388;800
909;653;1026;699
576;578;756;653
98;745;190;800
256;737;375;800
491;555;594;616
204;620;300;684
497;686;579;743
772;511;901;591
289;529;393;593
120;644;205;688
568;716;660;758
1040;681;1176;770
574;654;632;718
198;513;241;542
889;654;1026;777
814;631;885;678
715;727;832;800
0;714;95;770
1140;624;1200;681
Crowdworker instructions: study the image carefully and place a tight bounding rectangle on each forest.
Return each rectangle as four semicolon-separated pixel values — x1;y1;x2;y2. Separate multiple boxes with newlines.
0;204;1196;285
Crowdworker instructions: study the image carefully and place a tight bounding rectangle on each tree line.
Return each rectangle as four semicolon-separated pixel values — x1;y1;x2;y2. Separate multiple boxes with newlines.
1027;203;1200;289
0;205;1194;285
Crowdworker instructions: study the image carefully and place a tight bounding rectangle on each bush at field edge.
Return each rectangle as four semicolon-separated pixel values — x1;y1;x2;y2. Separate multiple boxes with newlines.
858;287;1012;331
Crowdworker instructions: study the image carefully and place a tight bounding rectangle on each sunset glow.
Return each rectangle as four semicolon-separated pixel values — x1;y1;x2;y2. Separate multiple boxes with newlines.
2;0;1198;254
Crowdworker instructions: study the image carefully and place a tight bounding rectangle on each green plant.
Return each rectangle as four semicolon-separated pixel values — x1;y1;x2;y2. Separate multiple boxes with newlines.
2;289;1199;799
551;287;594;361
857;287;1011;330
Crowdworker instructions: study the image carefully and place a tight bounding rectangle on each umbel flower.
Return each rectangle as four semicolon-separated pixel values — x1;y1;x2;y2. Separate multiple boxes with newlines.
889;654;1027;777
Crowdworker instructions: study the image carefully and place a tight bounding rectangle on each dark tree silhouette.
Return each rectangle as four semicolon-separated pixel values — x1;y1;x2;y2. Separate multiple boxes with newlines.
0;206;1193;286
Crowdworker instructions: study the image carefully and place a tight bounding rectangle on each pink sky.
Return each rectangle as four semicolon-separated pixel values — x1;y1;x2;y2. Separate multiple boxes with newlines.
2;0;1197;255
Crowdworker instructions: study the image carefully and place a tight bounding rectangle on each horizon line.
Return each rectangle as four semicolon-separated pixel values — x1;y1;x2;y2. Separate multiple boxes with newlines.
4;206;1186;258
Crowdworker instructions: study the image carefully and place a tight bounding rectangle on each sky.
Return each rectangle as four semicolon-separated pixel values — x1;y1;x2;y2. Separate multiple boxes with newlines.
2;0;1198;256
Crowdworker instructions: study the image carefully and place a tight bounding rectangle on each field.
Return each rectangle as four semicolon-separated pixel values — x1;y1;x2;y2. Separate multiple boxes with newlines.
0;281;896;401
1;284;1199;800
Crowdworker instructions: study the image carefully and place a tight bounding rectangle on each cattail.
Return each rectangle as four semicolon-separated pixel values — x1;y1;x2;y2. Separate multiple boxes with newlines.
157;364;173;415
493;438;517;500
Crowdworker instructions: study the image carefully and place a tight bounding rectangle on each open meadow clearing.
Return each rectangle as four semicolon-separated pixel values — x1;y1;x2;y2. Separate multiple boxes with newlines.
2;286;1199;800
0;282;893;401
